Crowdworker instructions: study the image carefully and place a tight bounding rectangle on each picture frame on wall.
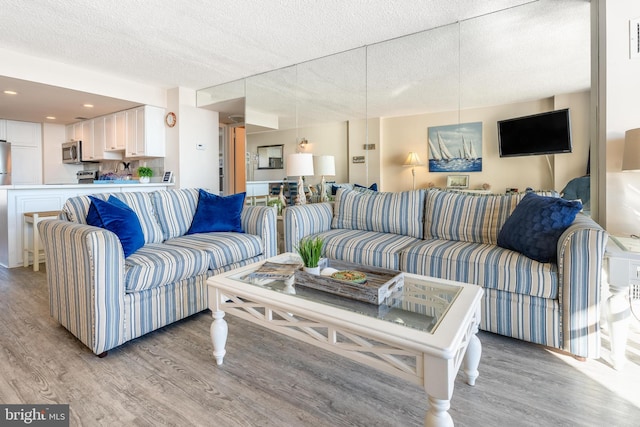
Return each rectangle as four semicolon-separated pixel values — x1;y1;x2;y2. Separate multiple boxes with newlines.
427;122;483;172
446;175;470;189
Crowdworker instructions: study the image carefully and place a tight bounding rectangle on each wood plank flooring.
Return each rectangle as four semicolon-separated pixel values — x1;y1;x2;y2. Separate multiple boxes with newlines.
1;265;639;426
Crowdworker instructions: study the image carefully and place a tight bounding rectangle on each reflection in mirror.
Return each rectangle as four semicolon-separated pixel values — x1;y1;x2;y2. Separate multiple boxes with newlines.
197;0;591;201
257;145;284;169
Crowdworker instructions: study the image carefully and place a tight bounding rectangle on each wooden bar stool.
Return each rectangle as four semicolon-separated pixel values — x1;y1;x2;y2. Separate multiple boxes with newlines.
23;210;60;272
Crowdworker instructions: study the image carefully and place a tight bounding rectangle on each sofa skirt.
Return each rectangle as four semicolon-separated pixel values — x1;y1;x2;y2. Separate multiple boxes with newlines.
481;287;560;350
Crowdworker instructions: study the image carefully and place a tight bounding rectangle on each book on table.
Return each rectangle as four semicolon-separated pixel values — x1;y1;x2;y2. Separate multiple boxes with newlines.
247;261;302;280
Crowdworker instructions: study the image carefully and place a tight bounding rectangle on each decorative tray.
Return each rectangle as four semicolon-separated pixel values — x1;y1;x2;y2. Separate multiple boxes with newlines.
295;259;404;305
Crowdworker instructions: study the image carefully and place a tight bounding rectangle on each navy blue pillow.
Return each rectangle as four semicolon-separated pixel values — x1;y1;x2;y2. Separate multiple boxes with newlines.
354;183;378;191
187;189;245;234
86;196;145;257
497;192;582;263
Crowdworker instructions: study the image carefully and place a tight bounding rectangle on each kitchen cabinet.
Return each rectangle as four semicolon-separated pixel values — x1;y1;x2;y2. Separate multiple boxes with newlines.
6;120;42;185
7;120;40;147
0;120;6;140
125;106;165;158
81;120;95;161
93;117;122;160
105;112;126;151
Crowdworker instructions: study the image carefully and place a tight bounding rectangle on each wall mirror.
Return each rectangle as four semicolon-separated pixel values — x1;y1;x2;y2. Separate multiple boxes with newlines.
197;0;591;198
257;145;284;169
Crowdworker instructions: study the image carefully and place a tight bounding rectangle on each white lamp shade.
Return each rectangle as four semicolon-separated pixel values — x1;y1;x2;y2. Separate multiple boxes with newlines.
403;152;423;167
622;128;640;171
313;155;335;176
286;153;314;176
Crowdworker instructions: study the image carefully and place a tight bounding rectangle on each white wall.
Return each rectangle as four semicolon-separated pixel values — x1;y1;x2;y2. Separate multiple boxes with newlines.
174;87;219;191
42;123;81;184
604;0;640;235
380;92;590;193
247;122;349;185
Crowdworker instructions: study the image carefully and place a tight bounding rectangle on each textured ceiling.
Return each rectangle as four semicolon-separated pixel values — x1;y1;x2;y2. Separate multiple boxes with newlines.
0;0;590;125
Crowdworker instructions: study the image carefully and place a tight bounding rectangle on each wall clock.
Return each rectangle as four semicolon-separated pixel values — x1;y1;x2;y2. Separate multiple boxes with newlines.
165;112;177;128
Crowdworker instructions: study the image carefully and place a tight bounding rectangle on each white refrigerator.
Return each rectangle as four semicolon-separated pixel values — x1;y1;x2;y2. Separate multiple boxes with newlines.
0;141;12;185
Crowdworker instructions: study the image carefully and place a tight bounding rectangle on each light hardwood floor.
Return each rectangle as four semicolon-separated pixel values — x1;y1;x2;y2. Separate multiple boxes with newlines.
1;265;639;427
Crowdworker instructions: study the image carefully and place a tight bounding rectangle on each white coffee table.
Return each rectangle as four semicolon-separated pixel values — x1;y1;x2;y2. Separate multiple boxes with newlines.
207;254;483;427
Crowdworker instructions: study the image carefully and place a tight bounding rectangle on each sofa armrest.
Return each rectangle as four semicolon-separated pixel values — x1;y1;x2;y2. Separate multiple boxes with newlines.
283;203;334;253
557;213;609;358
241;206;278;258
38;219;126;355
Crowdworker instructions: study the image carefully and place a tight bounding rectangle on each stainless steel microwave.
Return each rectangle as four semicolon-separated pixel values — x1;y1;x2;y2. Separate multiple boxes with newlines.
62;140;82;164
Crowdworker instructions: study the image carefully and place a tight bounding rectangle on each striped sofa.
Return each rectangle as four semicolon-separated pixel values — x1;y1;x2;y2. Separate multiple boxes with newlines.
38;188;277;356
284;188;608;359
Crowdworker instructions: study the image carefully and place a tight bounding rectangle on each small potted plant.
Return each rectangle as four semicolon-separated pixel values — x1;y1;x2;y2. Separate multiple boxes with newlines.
137;166;153;183
295;236;324;275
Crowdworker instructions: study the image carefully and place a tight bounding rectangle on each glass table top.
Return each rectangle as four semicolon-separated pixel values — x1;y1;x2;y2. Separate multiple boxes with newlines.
228;258;462;335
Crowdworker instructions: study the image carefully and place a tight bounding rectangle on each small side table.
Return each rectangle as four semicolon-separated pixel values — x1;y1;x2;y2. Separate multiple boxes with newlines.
23;210;60;272
604;235;640;369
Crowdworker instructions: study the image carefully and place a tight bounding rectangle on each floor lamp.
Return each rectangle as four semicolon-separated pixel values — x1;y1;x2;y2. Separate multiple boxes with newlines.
313;155;335;202
286;153;314;205
403;152;424;190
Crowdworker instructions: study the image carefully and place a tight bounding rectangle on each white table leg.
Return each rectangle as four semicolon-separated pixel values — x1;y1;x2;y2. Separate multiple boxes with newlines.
463;330;482;386
210;310;228;365
425;396;453;427
607;283;630;370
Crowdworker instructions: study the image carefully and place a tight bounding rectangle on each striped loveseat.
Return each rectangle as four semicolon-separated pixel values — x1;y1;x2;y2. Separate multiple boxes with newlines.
38;188;277;356
284;188;608;359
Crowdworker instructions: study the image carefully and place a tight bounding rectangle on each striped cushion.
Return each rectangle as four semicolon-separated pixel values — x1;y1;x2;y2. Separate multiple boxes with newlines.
63;192;164;244
164;232;264;271
124;243;210;292
424;189;522;244
152;188;200;241
315;228;420;270
401;239;558;299
110;192;164;244
332;188;426;239
62;193;108;224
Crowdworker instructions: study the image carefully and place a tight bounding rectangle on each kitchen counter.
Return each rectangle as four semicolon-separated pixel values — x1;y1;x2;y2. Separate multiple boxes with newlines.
0;182;174;268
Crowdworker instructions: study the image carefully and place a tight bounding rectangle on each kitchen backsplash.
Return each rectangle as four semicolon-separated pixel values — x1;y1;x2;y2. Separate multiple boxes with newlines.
83;158;165;181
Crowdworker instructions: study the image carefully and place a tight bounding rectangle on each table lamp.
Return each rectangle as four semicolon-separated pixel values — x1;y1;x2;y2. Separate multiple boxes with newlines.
403;152;424;190
313;155;335;202
622;128;640;171
286;153;314;205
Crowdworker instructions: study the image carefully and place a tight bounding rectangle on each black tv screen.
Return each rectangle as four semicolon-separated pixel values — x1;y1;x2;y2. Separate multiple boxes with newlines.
498;109;572;157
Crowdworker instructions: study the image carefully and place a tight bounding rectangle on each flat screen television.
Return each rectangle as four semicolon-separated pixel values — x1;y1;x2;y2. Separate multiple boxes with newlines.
498;109;572;157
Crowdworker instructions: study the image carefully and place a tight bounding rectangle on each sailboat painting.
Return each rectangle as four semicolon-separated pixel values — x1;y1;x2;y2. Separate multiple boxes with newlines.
427;122;482;172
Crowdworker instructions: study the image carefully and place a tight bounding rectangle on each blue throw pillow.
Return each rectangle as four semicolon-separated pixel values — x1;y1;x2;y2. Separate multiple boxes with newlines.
86;196;145;257
497;192;582;263
187;189;245;234
354;183;378;192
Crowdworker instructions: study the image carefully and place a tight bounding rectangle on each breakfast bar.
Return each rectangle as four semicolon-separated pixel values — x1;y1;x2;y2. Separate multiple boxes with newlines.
0;182;173;268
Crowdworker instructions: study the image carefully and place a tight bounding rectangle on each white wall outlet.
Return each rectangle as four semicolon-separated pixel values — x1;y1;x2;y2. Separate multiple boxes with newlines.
631;17;640;59
196;143;205;150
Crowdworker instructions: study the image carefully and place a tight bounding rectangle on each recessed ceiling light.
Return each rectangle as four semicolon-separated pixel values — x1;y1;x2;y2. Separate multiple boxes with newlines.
46;116;56;120
3;90;17;95
83;103;94;108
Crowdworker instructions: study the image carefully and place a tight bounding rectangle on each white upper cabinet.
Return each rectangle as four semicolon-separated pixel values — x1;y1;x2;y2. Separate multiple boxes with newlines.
81;120;95;161
125;105;165;158
93;116;122;160
0;120;6;140
105;112;126;151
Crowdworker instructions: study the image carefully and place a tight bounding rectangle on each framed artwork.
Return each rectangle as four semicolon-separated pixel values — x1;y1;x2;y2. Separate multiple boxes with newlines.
428;122;482;172
446;175;470;189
